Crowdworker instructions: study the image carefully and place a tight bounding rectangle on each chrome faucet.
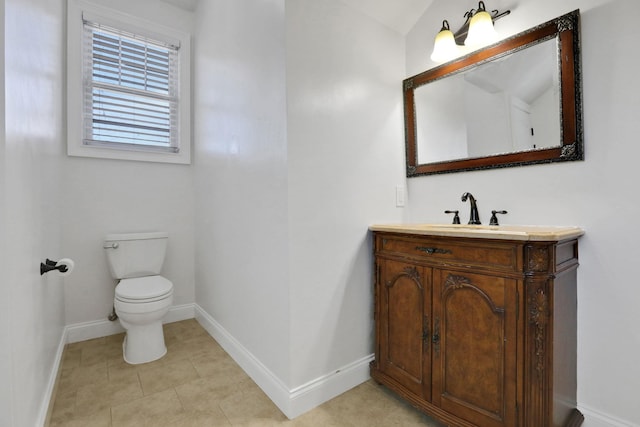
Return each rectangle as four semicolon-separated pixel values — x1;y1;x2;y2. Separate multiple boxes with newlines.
461;192;481;224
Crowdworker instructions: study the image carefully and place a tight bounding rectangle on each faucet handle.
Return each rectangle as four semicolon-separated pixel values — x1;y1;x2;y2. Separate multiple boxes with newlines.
444;210;461;224
489;210;508;226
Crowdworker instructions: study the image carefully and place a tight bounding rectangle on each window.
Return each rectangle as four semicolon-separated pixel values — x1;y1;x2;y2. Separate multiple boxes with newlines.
83;22;179;152
67;0;191;164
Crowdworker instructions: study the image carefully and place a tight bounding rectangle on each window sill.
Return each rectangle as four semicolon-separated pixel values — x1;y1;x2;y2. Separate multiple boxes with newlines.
67;142;191;164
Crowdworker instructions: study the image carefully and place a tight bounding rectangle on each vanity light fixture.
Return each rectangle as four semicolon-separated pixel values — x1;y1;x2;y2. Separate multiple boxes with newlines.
430;1;510;63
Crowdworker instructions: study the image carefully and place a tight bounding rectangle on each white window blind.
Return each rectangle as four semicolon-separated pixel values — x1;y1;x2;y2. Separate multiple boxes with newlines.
82;18;180;153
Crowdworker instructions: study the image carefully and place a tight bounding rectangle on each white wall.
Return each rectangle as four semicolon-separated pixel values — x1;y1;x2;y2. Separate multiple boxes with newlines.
0;0;196;423
12;0;637;425
61;159;196;325
193;0;291;385
3;0;66;426
406;0;640;425
285;0;406;388
192;0;406;415
61;0;196;327
0;2;11;425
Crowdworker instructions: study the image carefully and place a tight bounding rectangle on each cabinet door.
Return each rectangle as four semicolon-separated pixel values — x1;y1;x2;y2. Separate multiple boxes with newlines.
378;259;431;401
432;270;517;427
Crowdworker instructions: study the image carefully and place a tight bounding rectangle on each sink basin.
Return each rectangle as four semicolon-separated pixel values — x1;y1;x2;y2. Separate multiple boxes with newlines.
369;223;584;241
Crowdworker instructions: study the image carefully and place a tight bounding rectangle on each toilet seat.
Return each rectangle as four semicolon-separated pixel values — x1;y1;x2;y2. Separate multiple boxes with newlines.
115;275;173;303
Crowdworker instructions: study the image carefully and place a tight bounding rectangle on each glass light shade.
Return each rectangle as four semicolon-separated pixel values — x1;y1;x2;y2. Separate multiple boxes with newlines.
430;28;459;63
464;9;497;48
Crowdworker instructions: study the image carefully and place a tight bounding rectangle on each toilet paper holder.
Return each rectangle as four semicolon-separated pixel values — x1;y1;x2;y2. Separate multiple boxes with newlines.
40;259;68;275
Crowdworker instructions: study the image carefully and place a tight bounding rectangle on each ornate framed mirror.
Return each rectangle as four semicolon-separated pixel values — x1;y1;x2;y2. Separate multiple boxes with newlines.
404;10;582;176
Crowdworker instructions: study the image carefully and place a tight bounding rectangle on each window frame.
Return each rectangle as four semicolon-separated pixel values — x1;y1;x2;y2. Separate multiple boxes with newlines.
67;0;191;164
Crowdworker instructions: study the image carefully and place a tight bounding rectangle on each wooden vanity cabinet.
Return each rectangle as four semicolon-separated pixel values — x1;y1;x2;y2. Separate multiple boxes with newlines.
371;231;583;427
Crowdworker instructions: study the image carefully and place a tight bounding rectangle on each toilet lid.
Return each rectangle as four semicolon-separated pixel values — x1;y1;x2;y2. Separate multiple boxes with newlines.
115;275;173;301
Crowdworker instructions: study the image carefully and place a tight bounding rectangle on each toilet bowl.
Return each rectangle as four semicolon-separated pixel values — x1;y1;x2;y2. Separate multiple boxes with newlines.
114;275;173;364
104;231;174;365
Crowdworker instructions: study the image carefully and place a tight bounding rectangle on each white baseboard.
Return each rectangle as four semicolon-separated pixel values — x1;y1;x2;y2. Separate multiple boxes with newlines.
37;327;68;427
39;303;195;426
288;353;374;418
194;305;292;414
66;303;195;343
194;304;373;419
579;404;638;427
40;303;638;426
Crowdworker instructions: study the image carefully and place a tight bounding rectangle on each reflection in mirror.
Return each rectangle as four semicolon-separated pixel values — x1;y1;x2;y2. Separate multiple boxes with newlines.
404;10;583;176
416;38;560;164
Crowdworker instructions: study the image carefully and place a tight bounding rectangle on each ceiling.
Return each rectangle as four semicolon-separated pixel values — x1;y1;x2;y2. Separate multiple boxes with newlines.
160;0;434;35
159;0;198;12
340;0;433;34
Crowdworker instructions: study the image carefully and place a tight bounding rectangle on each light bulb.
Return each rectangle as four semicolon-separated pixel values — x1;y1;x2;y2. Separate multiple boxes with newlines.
430;21;460;63
464;4;498;48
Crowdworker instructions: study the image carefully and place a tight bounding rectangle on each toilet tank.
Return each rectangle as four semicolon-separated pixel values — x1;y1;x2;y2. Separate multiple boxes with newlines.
104;231;168;279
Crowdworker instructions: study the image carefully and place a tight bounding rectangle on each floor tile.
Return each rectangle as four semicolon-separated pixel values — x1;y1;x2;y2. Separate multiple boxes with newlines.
49;408;112;427
60;348;81;371
138;358;200;395
190;350;242;379
49;390;78;425
75;373;143;416
58;361;109;391
48;319;444;427
288;407;347;427
166;409;232;427
175;375;239;412
110;388;185;427
219;387;288;424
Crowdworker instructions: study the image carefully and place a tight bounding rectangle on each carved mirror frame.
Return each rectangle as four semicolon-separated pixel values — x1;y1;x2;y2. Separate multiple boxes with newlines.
404;10;582;177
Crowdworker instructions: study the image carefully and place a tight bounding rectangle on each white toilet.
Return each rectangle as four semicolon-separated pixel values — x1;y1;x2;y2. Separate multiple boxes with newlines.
104;231;174;364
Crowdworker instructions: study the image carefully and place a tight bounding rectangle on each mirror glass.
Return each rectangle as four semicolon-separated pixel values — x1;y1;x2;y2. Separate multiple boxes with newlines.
405;10;582;176
416;39;559;163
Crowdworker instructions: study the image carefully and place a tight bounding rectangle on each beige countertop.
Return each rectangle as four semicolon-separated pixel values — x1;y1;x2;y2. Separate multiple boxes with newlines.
369;223;585;241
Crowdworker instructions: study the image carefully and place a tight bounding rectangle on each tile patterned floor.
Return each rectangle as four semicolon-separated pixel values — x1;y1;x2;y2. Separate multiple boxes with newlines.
47;319;443;426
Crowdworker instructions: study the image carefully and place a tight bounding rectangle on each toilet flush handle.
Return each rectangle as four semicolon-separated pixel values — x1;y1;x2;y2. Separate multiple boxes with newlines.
103;242;119;249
